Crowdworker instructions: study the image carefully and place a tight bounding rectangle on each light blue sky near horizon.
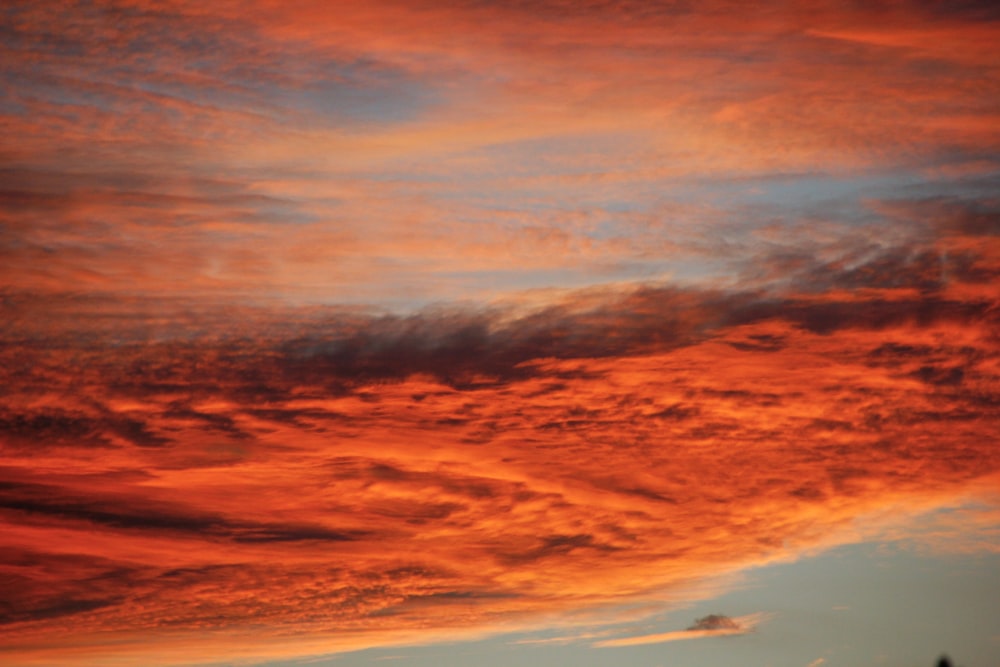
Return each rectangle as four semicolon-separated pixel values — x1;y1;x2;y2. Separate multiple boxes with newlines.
256;540;999;667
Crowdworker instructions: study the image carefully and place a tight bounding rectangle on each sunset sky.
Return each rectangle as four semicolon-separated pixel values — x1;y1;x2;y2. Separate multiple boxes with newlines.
1;1;999;666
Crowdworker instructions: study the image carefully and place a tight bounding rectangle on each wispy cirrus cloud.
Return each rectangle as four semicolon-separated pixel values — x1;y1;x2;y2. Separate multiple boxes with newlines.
3;0;998;305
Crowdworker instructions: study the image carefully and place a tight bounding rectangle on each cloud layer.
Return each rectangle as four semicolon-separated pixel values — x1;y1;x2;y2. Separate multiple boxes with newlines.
2;218;998;663
2;0;998;304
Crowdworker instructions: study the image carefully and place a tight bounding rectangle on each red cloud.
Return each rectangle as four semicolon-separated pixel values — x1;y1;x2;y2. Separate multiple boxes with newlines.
2;238;998;663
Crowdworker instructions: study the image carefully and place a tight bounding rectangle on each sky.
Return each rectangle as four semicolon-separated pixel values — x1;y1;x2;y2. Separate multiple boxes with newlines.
1;1;998;666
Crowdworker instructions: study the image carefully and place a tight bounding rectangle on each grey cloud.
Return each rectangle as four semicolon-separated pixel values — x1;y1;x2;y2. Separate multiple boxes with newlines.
0;480;363;543
686;614;741;632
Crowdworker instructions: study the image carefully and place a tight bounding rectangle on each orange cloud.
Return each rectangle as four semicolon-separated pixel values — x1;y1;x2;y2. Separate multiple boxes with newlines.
2;224;998;663
4;0;998;304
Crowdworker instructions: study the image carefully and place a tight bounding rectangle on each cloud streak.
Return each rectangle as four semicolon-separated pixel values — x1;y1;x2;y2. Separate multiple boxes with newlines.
593;613;770;647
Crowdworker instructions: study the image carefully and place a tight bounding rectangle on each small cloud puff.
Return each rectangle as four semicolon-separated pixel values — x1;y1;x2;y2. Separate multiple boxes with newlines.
686;613;741;631
594;612;771;648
